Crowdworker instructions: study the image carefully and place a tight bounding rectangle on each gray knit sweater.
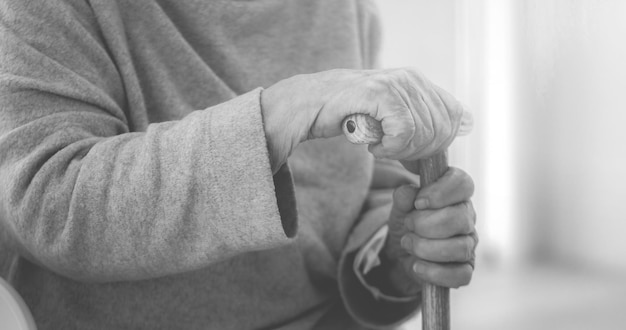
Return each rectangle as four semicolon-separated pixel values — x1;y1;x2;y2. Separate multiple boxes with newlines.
0;0;419;328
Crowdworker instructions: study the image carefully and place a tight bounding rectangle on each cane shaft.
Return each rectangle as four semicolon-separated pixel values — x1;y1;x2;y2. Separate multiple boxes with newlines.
342;114;452;330
418;153;450;330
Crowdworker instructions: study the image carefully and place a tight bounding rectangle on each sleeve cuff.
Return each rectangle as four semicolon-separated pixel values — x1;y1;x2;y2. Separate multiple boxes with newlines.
273;163;298;238
338;202;420;328
353;225;419;303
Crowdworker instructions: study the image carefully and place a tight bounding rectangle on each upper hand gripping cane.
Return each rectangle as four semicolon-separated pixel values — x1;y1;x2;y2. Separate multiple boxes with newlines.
342;113;472;330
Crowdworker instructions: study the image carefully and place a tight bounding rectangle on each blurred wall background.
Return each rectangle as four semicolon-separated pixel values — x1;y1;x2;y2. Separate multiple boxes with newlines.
517;0;626;274
378;0;626;271
376;0;626;329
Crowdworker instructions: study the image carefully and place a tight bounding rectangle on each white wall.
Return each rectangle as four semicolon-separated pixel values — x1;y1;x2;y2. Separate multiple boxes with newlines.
516;0;626;272
377;0;457;90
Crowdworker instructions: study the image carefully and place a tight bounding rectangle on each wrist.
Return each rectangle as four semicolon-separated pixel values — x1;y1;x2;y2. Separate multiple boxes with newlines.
260;80;311;173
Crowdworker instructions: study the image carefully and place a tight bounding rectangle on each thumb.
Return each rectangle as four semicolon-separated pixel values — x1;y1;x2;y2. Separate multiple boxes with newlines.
390;184;419;218
386;184;419;261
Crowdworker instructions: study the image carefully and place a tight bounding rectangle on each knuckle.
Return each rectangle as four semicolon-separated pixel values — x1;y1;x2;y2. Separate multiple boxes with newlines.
441;123;454;141
473;231;480;246
425;212;443;234
453;100;465;118
428;189;443;206
423;125;436;143
413;237;427;256
364;75;386;92
392;67;408;77
403;66;418;75
448;100;464;119
462;266;474;286
451;266;473;288
462;174;475;197
451;238;469;262
451;167;475;197
451;205;473;235
465;201;477;225
385;69;402;82
444;205;472;235
436;244;452;261
406;67;427;84
462;205;475;234
394;68;413;85
464;237;474;262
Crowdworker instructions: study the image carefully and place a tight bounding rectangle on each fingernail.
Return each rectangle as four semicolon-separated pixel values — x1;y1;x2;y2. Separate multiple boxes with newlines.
400;236;412;250
414;198;429;209
412;262;420;274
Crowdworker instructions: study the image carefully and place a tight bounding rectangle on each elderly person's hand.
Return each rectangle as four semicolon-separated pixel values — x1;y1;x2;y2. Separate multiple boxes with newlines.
377;167;477;296
261;68;467;172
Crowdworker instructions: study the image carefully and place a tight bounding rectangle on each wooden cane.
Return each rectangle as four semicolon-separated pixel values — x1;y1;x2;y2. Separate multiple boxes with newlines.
342;114;453;330
416;153;450;330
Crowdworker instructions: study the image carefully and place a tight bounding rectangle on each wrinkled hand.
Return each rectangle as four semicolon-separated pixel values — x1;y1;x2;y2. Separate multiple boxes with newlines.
261;68;467;172
382;167;477;296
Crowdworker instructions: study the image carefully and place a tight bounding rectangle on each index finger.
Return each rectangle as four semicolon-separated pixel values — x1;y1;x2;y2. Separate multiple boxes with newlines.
431;83;473;136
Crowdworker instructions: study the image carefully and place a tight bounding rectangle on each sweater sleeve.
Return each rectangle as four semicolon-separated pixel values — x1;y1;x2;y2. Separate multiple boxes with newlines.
0;0;297;282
